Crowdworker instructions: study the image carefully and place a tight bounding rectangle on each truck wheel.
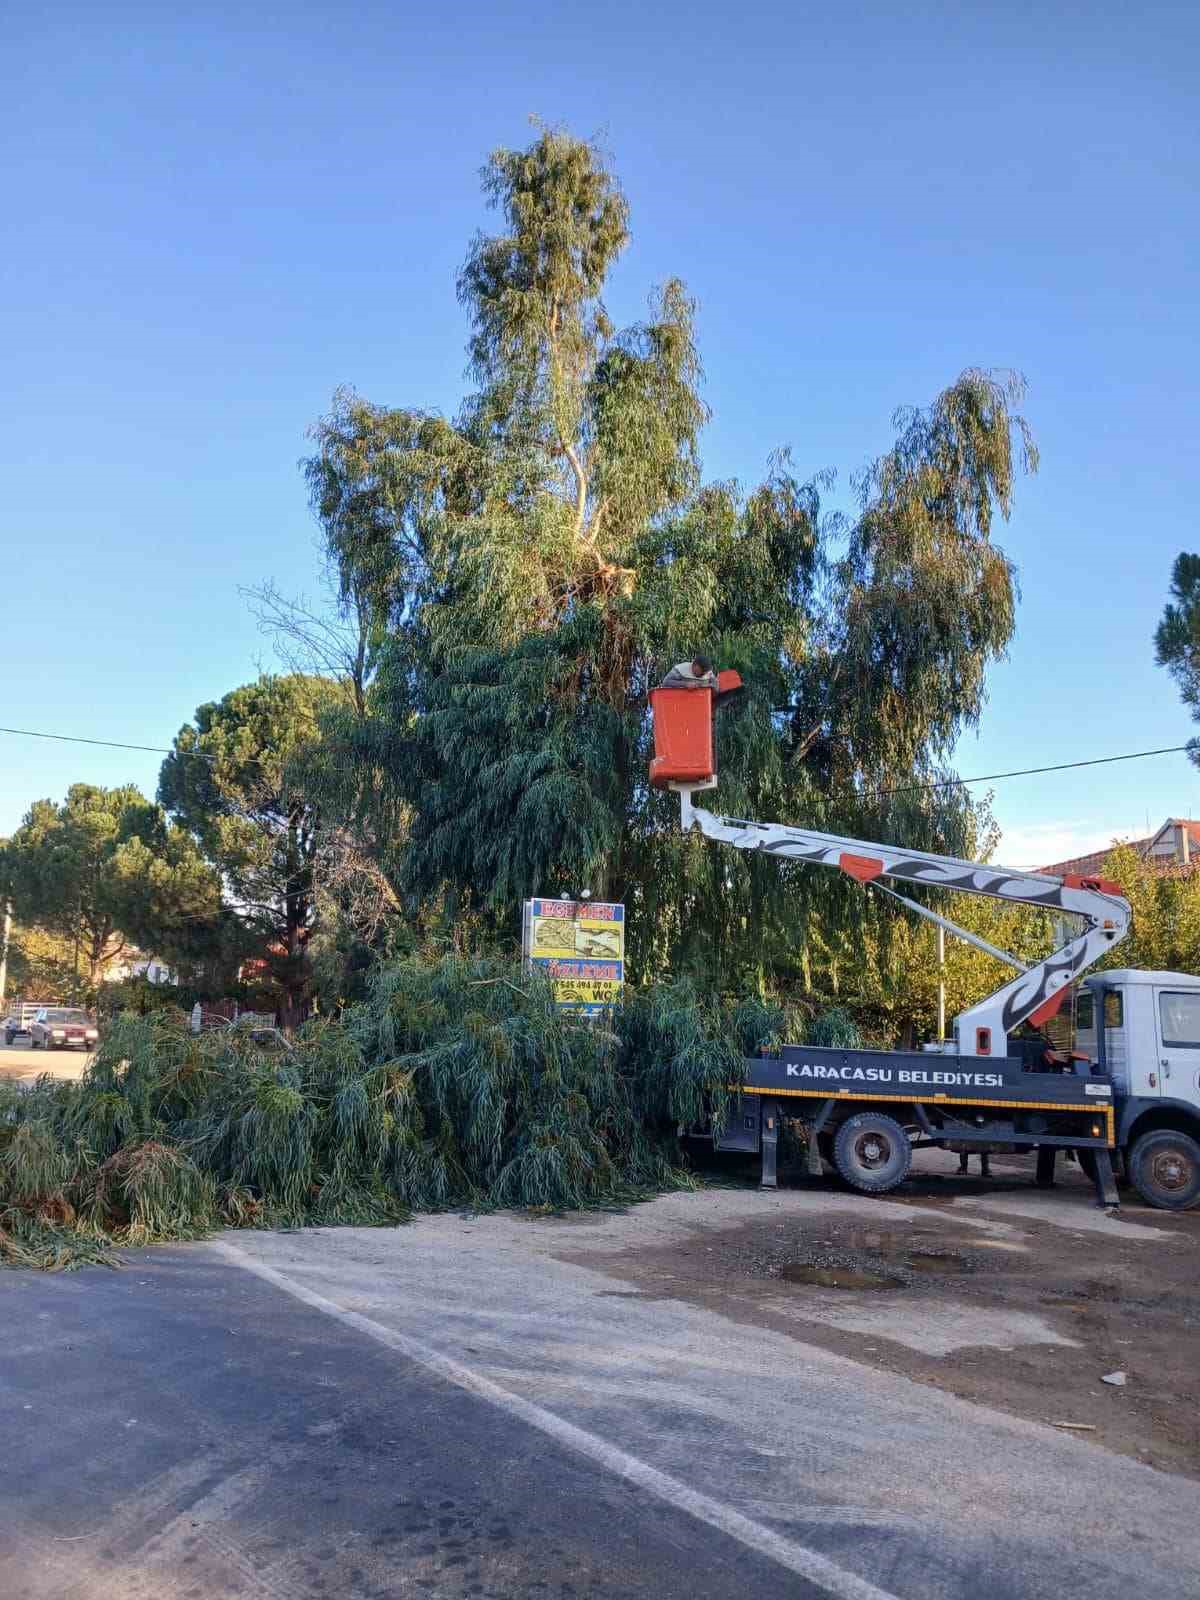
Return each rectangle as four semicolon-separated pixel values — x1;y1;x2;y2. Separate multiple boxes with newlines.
1127;1130;1200;1211
833;1113;912;1194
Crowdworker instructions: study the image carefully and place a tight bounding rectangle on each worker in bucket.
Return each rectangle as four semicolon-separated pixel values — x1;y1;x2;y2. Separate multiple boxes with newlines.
660;655;718;689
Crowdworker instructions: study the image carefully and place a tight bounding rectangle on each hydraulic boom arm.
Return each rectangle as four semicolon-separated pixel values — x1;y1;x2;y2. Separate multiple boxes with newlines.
674;784;1130;1058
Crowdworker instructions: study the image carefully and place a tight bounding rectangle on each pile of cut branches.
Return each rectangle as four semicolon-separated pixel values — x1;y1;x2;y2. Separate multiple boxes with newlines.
0;955;839;1269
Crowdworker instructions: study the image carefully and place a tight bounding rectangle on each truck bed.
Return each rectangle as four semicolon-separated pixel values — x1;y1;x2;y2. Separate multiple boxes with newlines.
703;1044;1120;1205
745;1043;1114;1126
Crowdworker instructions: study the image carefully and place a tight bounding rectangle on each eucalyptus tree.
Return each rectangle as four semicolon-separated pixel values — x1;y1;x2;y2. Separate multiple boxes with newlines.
1156;553;1200;755
297;126;1036;993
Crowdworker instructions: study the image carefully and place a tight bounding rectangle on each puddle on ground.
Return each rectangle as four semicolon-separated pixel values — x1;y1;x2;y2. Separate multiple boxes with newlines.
779;1264;903;1291
904;1252;968;1275
1041;1280;1122;1307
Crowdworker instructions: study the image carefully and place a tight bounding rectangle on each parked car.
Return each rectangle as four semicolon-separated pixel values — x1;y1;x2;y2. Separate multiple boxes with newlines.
29;1007;99;1051
3;1002;51;1045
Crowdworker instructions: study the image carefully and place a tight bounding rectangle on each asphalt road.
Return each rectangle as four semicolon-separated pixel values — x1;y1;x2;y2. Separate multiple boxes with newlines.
0;1036;93;1083
3;1249;821;1600
4;1189;1199;1600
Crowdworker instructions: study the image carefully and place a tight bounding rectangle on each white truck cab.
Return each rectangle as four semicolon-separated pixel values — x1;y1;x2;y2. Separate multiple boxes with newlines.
1077;970;1200;1209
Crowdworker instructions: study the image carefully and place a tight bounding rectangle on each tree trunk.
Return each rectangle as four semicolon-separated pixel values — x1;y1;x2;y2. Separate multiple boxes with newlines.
87;928;125;992
281;809;311;1031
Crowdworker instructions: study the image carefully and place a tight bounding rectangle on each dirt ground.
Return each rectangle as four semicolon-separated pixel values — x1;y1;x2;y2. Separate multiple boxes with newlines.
559;1150;1200;1480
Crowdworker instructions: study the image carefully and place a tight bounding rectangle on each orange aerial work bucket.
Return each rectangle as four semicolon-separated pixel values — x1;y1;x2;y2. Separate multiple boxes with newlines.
649;688;714;787
648;672;742;788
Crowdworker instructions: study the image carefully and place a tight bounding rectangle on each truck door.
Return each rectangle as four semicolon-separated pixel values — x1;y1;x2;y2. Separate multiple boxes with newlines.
1074;986;1099;1067
1154;988;1200;1108
1092;985;1141;1095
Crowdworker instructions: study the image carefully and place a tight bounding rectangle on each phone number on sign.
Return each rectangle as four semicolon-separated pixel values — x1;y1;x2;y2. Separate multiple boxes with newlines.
553;980;622;1005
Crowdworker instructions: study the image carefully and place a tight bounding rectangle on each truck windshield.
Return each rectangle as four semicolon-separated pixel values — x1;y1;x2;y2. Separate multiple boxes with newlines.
45;1009;89;1023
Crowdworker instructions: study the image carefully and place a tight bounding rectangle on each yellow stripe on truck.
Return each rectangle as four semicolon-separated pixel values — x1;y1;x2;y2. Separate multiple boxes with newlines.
731;1084;1117;1146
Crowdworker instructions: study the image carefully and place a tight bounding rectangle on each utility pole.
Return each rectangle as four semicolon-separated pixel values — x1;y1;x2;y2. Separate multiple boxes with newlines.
936;923;946;1041
0;900;11;1006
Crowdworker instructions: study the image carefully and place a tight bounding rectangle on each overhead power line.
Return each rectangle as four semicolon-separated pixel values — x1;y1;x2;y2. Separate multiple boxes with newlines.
872;745;1191;799
0;725;212;759
0;724;1191;794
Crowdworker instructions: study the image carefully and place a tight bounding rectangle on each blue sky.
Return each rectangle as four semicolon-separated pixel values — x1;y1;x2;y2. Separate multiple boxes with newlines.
2;1;1197;867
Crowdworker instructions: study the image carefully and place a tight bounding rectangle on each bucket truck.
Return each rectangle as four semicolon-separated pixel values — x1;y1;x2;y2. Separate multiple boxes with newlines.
650;675;1200;1210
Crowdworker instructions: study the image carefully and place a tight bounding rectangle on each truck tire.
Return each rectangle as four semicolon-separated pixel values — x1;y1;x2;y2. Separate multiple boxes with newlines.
833;1113;912;1194
1127;1130;1200;1212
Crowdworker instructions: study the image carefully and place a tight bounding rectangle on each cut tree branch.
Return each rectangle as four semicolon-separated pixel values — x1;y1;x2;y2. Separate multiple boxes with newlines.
561;439;588;536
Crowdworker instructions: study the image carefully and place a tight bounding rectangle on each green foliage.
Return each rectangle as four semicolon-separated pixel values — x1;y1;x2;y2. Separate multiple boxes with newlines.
2;784;221;990
159;675;345;1016
394;625;627;909
4;126;1045;1059
799;371;1030;786
3;957;873;1268
82;1142;217;1247
1156;553;1200;760
292;126;1034;999
830;891;1058;1046
1;923;79;1000
302;394;459;663
1091;842;1200;975
806;1006;863;1048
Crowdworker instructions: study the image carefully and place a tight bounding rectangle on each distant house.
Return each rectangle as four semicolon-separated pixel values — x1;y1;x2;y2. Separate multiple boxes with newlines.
238;942;289;986
1040;818;1200;878
104;950;176;985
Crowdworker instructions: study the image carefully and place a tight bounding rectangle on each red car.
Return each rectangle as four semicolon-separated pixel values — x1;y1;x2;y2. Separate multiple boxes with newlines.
29;1007;99;1051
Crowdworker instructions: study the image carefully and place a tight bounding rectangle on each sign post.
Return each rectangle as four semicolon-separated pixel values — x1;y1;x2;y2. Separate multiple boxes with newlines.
522;899;625;1017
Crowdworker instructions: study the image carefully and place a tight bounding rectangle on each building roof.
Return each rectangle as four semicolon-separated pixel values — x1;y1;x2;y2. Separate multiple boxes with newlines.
1039;842;1146;877
1160;818;1200;848
1039;818;1200;876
